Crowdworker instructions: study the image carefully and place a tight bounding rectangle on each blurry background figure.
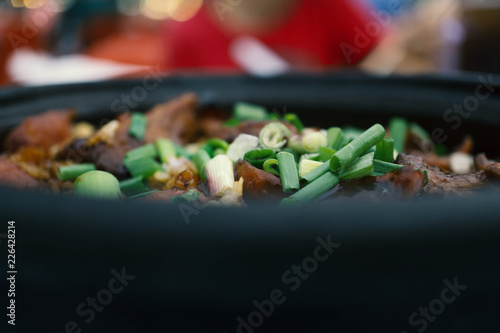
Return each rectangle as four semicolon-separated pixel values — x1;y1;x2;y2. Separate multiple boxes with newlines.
364;0;466;74
461;0;500;74
0;0;499;86
163;0;383;75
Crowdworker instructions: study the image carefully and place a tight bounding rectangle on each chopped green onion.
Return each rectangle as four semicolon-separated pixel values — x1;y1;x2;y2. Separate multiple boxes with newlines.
301;160;330;184
284;113;304;132
327;127;343;150
129;112;147;141
373;159;403;176
170;190;200;205
280;172;339;206
74;171;122;199
318;147;336;162
123;157;163;179
205;155;235;196
303;131;327;153
202;138;229;157
193;149;211;180
226;134;259;162
119;176;148;196
375;137;395;162
299;159;323;178
156;138;176;164
259;122;291;150
58;163;96;181
281;148;299;163
224;118;240;127
234;102;268;121
127;190;158;200
389;117;408;155
330;124;385;173
244;149;276;169
125;143;157;160
277;152;300;193
263;159;280;177
339;153;374;181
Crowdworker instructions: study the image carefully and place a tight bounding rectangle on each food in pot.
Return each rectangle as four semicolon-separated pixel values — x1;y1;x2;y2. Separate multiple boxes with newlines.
1;94;499;206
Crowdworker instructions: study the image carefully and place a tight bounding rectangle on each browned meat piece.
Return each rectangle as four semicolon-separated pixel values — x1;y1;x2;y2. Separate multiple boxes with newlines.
144;93;199;144
235;160;284;200
57;139;132;178
376;166;427;197
4;110;74;152
327;166;426;202
201;118;297;142
475;153;500;178
397;154;487;195
58;94;199;178
0;156;40;189
421;154;450;171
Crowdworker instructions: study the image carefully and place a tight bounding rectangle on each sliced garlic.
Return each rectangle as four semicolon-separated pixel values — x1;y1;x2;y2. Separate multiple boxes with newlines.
206;155;235;196
450;152;473;174
226;134;259;162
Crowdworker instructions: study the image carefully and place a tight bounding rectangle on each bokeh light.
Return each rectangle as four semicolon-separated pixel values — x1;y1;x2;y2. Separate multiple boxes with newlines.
140;0;202;21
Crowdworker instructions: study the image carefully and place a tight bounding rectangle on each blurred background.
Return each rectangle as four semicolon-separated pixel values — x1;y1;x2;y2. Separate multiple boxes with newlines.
0;0;499;86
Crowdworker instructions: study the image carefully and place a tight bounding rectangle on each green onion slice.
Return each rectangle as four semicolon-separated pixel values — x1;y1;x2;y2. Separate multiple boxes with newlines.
129;112;147;141
327;127;343;150
119;176;148;196
277;152;300;193
74;171;122;199
193;149;211;180
259;122;291;150
389;117;407;155
263;159;280;177
244;149;276;169
58;163;96;181
202;138;230;157
281;172;339;206
125;143;157;160
339;152;374;181
330;124;385;173
373;159;403;176
234;102;268;121
123;157;163;179
156;138;176;164
318;147;336;162
375;137;394;163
